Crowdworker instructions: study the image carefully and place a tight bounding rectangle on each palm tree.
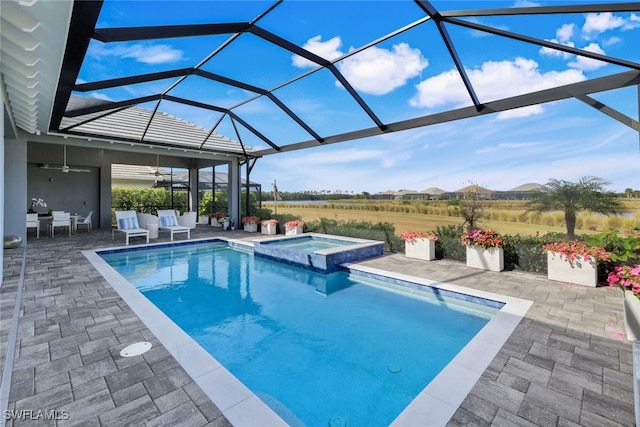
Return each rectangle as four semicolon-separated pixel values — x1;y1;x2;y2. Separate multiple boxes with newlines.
527;176;623;238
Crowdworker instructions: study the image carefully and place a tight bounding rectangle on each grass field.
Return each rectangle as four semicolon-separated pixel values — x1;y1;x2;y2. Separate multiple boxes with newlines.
266;203;577;236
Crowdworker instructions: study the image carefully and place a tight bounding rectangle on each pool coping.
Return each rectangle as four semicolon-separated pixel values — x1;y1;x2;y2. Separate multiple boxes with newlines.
83;237;533;426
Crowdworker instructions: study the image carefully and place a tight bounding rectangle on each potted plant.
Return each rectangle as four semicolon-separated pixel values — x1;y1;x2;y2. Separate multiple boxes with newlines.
543;241;610;287
242;216;260;232
28;197;47;213
401;231;438;261
209;212;225;227
261;219;278;235
285;219;305;235
220;215;231;230
608;264;640;341
461;229;504;272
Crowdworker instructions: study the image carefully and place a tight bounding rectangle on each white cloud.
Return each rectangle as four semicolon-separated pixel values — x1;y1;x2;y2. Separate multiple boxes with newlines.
88;43;183;64
291;35;344;68
568;43;607;71
623;13;640;30
381;151;412;168
513;1;541;6
556;23;575;42
582;12;625;35
497;105;545;120
602;36;622;47
337;43;428;95
498;142;541;148
539;39;575;59
475;146;497;154
410;57;585;110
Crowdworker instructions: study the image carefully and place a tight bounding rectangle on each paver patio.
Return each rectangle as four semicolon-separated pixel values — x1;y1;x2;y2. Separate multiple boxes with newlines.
0;226;634;426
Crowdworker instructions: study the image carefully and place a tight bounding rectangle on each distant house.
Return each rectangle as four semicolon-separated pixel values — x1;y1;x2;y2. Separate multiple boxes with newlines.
421;187;446;198
446;184;496;200
497;183;548;200
371;182;548;201
372;190;398;200
111;164;166;189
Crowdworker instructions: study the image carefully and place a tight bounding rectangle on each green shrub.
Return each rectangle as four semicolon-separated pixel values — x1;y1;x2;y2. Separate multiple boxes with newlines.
306;218;400;252
112;188;171;214
432;225;466;261
585;229;640;281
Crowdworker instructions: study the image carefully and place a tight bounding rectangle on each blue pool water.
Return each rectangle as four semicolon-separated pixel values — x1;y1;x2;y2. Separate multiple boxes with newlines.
100;241;499;426
266;236;356;252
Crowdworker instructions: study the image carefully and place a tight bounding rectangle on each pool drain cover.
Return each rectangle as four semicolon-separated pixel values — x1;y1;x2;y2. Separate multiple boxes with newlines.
328;416;347;427
120;342;152;357
387;364;402;373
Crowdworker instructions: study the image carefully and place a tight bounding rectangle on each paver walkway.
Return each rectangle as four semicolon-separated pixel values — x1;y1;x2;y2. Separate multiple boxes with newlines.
0;226;634;426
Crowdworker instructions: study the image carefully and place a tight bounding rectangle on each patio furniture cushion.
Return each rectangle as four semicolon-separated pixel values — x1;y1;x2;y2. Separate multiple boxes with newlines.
160;215;178;227
118;217;140;230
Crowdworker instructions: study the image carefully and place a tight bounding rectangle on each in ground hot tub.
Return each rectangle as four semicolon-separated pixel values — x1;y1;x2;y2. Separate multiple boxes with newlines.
253;233;384;273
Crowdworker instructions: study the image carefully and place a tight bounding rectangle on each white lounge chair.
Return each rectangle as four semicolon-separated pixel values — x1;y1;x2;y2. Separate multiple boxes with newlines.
157;209;191;241
26;213;40;239
48;211;71;237
113;211;149;245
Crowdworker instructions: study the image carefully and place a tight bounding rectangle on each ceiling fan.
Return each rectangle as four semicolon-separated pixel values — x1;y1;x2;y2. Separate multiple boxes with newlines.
40;145;90;173
153;154;172;178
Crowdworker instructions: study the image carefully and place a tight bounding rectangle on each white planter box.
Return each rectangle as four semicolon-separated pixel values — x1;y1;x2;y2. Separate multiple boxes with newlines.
546;252;597;287
285;226;303;236
199;215;209;225
261;222;277;235
210;218;221;228
624;291;640;341
405;238;435;261
466;245;504;272
244;223;258;232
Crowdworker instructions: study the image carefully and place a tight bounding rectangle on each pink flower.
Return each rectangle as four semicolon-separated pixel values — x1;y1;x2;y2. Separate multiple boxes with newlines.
401;231;438;243
461;229;503;249
543;241;610;263
608;264;640;299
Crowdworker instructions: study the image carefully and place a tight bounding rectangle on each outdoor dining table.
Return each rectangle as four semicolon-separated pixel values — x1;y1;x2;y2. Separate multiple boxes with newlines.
37;214;81;236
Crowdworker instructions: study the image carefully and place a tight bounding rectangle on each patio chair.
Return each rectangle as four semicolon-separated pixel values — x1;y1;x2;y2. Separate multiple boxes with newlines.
76;211;93;233
176;211;197;229
136;212;159;229
26;213;40;239
157;209;191;241
113;210;149;245
48;211;71;237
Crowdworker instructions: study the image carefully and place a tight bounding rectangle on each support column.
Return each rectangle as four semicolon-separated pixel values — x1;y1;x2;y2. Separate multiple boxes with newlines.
3;138;26;242
100;157;112;229
189;167;198;213
0;99;4;280
228;158;241;227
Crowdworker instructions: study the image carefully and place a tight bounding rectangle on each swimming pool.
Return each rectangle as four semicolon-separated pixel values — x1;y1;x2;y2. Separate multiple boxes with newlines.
85;238;532;426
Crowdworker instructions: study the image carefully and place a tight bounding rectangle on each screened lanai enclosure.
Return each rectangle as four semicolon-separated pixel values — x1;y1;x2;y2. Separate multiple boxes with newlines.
1;0;639;265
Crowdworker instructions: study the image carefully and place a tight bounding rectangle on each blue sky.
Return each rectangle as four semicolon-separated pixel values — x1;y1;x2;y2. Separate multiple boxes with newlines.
81;1;640;193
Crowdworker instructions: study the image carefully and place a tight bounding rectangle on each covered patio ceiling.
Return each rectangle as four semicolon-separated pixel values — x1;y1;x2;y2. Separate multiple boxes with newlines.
2;0;639;159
